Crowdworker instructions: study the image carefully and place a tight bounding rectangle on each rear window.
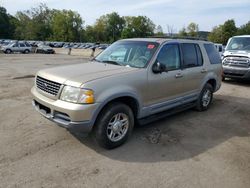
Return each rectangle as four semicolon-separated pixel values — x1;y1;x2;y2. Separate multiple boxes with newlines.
204;44;221;64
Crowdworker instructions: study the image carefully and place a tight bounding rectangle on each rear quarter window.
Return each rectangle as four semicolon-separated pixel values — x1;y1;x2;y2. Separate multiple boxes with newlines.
204;44;221;64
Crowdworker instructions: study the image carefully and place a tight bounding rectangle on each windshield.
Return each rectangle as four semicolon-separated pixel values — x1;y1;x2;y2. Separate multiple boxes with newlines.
226;37;250;51
95;41;159;68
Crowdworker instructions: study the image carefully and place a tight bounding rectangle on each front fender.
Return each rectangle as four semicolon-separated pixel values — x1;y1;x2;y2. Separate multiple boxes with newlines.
91;87;142;124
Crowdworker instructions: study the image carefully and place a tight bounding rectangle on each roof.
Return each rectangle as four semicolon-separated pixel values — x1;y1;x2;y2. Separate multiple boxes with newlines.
119;37;212;45
232;35;250;38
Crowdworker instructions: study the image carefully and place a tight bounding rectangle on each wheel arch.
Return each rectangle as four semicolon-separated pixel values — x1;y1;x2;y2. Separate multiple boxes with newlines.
201;75;218;92
91;94;141;129
206;78;217;92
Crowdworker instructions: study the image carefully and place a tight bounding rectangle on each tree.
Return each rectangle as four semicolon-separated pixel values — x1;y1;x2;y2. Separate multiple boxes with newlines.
93;12;125;42
155;25;164;36
0;6;16;38
208;19;238;45
51;9;83;42
187;22;199;37
178;27;188;37
121;16;155;38
14;11;33;40
221;19;237;44
237;21;250;35
29;4;53;41
178;22;199;38
104;12;125;42
208;25;223;43
166;25;175;37
14;4;53;40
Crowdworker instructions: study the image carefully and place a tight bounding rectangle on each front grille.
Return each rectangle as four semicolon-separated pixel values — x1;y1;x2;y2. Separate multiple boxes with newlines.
36;76;61;96
223;57;250;68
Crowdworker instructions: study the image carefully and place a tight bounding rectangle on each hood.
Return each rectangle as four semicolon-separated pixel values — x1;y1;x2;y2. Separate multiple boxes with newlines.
223;50;250;58
37;62;139;87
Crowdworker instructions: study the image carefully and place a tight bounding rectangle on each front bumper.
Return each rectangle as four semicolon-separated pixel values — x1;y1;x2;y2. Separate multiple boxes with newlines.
223;66;250;80
31;86;99;133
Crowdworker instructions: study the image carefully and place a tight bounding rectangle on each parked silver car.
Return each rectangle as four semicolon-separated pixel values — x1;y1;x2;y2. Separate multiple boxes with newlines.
1;42;32;54
36;44;55;54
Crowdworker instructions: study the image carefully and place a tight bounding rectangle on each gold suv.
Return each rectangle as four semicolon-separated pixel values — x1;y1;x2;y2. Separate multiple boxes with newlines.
32;38;222;149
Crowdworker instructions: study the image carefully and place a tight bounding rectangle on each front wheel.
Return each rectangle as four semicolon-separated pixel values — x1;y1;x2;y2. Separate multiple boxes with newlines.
24;49;30;54
195;83;213;111
5;49;11;54
93;102;134;149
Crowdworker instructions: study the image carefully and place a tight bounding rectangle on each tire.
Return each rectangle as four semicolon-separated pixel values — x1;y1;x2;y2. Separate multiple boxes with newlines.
93;102;134;149
5;49;11;54
24;49;30;54
195;83;213;111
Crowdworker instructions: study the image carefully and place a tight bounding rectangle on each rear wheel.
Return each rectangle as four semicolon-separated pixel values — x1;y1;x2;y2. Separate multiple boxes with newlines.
93;102;134;149
195;83;213;111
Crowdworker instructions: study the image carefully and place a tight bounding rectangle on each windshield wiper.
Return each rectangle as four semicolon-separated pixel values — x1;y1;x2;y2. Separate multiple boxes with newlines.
102;60;121;66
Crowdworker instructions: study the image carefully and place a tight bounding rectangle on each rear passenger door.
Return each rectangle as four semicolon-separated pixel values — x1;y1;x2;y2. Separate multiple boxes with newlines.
180;43;206;94
19;43;26;52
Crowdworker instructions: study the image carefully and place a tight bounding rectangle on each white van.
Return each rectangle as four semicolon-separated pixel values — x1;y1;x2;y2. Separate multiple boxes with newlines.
222;35;250;80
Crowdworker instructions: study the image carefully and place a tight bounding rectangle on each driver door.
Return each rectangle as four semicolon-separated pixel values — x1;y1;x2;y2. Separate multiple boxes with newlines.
12;43;20;52
147;43;187;114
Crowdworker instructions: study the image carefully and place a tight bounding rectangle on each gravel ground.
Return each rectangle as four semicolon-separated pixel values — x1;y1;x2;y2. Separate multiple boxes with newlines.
0;54;249;188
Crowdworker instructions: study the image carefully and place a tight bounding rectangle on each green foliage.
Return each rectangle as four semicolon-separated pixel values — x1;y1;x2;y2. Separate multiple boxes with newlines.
51;9;83;42
103;12;125;42
88;12;125;43
237;21;250;35
208;19;238;45
0;6;16;38
187;22;199;37
14;4;53;40
155;25;164;36
178;22;199;37
2;4;249;43
222;19;237;44
121;16;155;38
178;27;188;37
208;25;223;44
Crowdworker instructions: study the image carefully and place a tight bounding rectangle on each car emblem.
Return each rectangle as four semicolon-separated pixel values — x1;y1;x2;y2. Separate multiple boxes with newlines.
43;83;48;88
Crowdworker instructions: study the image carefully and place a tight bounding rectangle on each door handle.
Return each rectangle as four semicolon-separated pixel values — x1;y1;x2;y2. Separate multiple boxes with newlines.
201;68;207;73
175;73;183;78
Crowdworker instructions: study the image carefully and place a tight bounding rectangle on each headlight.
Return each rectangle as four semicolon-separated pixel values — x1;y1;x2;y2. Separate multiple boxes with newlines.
60;86;95;104
221;55;224;60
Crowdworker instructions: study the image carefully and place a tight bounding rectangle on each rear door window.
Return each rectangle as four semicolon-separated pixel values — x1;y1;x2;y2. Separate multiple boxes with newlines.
182;43;203;68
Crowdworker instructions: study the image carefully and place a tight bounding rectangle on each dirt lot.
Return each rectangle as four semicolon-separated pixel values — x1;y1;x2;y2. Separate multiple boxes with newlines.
0;54;249;188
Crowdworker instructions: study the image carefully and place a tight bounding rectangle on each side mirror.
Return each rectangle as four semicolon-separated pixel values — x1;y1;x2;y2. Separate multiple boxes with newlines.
152;61;166;74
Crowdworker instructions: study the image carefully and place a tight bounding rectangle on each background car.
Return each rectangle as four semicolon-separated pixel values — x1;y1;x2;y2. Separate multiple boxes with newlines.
1;42;32;54
36;44;55;54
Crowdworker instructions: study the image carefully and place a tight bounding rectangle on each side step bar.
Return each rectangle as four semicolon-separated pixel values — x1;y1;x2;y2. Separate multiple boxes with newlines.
138;102;196;125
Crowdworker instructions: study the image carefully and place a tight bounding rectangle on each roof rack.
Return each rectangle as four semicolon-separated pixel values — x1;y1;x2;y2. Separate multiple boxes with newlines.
150;36;208;41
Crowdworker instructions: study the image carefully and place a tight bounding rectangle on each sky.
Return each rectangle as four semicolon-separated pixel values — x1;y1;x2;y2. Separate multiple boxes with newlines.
1;0;250;32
